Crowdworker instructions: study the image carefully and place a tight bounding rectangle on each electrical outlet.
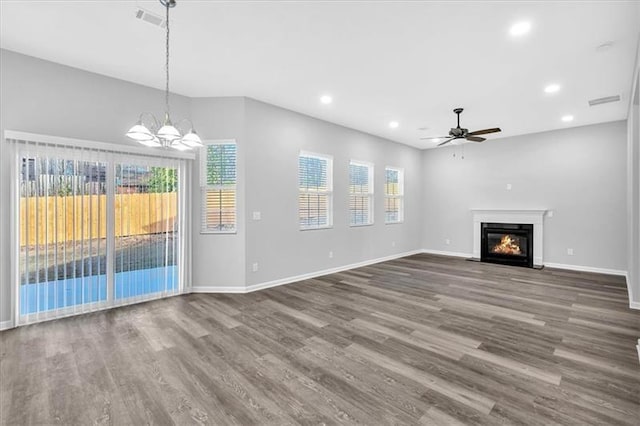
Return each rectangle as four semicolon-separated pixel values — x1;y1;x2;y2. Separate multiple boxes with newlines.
506;183;512;190
329;251;333;258
567;248;574;256
445;239;451;245
252;262;259;272
391;241;396;247
252;211;261;220
547;210;554;218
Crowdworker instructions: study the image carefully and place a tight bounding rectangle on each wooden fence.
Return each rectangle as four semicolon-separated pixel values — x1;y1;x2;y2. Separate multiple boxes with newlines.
20;193;177;246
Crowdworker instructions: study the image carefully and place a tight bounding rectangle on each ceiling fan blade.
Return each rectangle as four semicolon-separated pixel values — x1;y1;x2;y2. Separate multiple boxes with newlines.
437;137;455;147
467;127;501;136
419;136;450;140
466;136;486;142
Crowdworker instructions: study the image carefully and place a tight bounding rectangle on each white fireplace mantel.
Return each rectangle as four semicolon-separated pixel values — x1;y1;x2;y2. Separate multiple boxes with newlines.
471;209;547;267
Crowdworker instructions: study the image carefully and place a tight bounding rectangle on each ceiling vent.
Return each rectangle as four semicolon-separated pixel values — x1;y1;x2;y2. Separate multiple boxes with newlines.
135;8;167;28
588;95;620;107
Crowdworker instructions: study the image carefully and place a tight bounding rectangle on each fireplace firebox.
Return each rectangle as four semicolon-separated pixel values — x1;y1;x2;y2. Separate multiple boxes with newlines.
481;222;533;268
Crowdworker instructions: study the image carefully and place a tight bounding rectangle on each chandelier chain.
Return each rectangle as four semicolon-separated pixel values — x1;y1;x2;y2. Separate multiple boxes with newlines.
165;0;170;116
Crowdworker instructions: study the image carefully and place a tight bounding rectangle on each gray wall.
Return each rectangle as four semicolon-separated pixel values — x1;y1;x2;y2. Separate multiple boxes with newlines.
189;97;247;289
0;49;192;323
243;98;423;286
421;120;628;272
627;41;640;306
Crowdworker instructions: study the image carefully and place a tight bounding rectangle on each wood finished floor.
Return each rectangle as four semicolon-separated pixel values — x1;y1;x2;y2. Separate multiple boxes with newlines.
1;253;639;425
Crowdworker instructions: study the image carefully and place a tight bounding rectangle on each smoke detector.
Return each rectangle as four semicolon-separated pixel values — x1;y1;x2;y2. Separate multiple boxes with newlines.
135;8;167;28
588;95;621;107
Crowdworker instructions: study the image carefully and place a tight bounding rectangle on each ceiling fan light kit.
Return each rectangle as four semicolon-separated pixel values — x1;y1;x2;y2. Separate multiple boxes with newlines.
420;108;501;147
126;0;202;150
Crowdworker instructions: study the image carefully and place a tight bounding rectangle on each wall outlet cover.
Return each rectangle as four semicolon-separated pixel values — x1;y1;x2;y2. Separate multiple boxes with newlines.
252;211;261;220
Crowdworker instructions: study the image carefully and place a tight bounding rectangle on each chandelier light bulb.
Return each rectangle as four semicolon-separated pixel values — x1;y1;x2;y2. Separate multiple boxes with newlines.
181;129;203;147
126;122;154;141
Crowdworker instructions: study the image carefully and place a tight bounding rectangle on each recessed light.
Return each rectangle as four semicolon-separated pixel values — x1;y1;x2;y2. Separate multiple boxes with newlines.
389;121;399;129
561;115;574;122
509;21;531;37
320;95;333;105
544;84;561;94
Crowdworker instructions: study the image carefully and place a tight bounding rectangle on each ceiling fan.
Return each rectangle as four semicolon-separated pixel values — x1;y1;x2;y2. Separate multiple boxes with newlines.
421;108;501;147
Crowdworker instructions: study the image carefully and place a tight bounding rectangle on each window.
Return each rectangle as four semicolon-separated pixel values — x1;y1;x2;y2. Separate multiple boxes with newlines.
385;167;404;223
349;160;374;226
201;141;237;233
299;152;333;229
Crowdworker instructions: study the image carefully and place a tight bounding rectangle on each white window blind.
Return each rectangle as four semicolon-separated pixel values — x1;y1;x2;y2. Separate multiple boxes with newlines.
200;142;237;233
299;152;333;230
11;137;185;326
385;167;404;223
349;160;374;226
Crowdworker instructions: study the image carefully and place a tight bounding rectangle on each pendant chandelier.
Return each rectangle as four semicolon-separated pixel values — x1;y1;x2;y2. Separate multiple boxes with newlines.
126;0;202;151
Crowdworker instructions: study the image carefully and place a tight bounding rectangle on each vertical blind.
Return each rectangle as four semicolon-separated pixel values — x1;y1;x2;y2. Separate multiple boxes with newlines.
299;152;333;229
349;161;374;226
385;167;404;223
12;137;186;325
201;142;237;233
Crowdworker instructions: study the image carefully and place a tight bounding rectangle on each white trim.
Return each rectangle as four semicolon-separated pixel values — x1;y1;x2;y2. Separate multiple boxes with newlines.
4;130;196;160
246;250;422;293
200;140;238;233
623;272;638;310
421;249;472;258
192;250;423;294
471;209;547;266
191;286;248;293
349;160;374;226
299;151;334;230
384;166;404;224
0;320;14;331
543;262;627;277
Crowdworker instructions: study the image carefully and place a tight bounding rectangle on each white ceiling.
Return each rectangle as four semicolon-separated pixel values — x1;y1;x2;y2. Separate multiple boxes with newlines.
1;1;639;149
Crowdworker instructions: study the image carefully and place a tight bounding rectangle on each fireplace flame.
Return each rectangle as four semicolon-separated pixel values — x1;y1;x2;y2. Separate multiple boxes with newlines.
492;234;522;255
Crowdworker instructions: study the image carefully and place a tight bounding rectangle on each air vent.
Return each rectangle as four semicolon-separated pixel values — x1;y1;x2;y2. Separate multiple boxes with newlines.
135;8;167;28
588;95;620;107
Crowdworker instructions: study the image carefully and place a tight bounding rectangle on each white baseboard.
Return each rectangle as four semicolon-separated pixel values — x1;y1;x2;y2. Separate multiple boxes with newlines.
245;249;423;293
191;286;247;293
543;262;627;277
630;301;640;310
0;320;14;331
420;249;472;258
192;249;424;295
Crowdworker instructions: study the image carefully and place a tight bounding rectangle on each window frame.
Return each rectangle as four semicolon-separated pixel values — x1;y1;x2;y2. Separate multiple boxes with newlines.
200;139;237;234
349;159;375;227
298;151;333;231
385;166;404;224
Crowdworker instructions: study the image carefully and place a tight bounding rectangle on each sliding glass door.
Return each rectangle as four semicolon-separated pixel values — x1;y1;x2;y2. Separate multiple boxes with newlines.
19;157;108;315
17;146;184;324
114;163;179;300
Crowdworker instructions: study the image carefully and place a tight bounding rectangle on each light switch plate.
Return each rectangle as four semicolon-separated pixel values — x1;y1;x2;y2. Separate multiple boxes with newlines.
252;211;261;220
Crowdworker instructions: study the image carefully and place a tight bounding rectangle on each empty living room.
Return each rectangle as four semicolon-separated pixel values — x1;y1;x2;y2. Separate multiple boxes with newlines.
1;1;639;425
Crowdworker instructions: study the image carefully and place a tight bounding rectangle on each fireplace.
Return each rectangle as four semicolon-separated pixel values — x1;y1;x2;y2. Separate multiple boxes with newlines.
481;222;533;268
